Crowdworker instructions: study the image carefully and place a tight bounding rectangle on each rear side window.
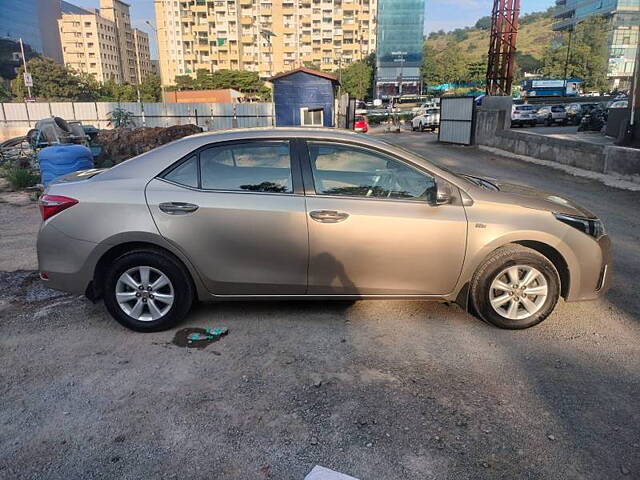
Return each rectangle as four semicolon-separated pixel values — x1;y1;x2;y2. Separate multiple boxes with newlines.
515;106;534;111
199;142;292;193
551;106;565;112
164;155;198;188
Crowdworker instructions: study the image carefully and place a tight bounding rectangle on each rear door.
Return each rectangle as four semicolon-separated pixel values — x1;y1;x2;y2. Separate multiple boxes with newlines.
145;139;308;295
301;141;467;295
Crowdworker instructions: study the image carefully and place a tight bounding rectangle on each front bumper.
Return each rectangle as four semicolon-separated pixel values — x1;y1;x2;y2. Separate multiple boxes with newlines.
567;234;612;301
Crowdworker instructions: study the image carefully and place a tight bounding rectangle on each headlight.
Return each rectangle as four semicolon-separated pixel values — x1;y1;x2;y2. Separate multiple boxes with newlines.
554;213;605;238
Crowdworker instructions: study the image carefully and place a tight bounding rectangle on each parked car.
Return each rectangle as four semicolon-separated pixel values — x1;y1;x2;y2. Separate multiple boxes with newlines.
511;105;537;127
536;105;568;126
354;115;369;133
411;107;440;132
609;100;628;109
565;103;599;126
37;128;611;332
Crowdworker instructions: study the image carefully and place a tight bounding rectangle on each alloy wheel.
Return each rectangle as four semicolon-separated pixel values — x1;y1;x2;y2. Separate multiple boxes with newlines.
115;266;175;321
489;265;548;320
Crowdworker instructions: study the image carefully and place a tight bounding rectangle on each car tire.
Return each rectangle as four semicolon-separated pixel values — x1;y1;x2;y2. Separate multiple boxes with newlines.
420;123;426;132
470;245;560;329
103;249;194;332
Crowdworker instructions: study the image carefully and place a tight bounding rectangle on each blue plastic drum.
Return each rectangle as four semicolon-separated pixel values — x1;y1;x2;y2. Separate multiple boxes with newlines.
38;145;94;187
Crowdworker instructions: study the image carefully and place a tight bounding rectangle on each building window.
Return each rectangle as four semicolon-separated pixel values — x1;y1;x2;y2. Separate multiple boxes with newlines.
300;107;323;126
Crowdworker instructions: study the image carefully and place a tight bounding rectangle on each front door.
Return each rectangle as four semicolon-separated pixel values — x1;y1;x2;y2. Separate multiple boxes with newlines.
302;141;467;295
146;140;308;295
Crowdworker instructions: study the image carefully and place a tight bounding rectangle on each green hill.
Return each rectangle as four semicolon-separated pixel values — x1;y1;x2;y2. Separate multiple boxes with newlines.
423;8;556;85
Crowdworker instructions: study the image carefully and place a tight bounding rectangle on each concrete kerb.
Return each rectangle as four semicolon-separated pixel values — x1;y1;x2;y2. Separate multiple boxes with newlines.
474;108;640;188
478;145;640;192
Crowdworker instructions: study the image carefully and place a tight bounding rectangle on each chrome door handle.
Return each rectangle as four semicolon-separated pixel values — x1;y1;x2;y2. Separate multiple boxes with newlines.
309;210;349;223
159;202;199;215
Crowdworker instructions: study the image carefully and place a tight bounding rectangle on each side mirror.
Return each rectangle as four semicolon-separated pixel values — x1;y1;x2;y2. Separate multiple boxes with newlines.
435;182;453;205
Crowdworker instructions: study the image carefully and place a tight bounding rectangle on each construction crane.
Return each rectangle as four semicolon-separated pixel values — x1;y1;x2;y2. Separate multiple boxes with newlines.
486;0;520;95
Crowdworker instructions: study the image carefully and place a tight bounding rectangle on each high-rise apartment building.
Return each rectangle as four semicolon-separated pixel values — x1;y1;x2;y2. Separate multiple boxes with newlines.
58;0;153;84
154;0;377;85
554;0;639;90
375;0;425;99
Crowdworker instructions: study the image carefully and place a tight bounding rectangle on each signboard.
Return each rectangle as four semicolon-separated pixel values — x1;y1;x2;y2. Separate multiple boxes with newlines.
23;72;33;88
531;79;565;88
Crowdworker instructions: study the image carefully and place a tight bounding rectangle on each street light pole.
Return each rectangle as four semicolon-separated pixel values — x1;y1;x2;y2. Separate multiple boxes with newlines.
563;28;573;88
19;38;32;99
145;20;166;102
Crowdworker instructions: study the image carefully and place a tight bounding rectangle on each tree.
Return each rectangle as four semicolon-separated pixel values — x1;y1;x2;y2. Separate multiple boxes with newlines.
0;79;11;102
475;16;492;30
542;15;609;92
340;60;373;100
138;74;162;102
421;44;439;86
466;61;486;85
422;40;475;88
173;74;197;91
11;57;98;101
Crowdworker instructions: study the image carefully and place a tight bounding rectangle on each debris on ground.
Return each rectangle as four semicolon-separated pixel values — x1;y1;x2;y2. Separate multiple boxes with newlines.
95;124;202;166
304;465;359;480
171;326;229;349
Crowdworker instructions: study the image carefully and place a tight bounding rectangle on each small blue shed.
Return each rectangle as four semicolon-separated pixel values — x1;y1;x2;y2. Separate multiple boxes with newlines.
269;67;340;128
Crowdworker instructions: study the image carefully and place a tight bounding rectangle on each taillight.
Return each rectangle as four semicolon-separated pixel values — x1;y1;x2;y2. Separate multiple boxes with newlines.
39;194;78;221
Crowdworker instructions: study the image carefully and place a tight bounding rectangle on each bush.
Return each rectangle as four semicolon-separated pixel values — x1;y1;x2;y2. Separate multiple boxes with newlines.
4;167;40;190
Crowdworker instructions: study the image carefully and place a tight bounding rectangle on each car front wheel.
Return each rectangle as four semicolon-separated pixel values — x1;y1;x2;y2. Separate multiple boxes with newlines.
103;249;194;332
470;245;560;329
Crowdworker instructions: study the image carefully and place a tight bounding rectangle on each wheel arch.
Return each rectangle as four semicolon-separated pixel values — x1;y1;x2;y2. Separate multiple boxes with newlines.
456;238;572;311
88;239;205;301
512;240;570;299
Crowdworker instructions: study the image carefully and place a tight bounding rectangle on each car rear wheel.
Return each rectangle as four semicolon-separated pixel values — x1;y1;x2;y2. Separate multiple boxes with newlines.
103;250;194;332
470;245;560;329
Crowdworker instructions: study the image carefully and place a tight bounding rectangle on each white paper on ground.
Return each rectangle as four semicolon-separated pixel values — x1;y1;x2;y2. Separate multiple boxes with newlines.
304;465;360;480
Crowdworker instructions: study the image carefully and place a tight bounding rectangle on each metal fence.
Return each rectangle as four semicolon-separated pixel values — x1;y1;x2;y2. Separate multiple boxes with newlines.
0;101;275;130
438;96;476;146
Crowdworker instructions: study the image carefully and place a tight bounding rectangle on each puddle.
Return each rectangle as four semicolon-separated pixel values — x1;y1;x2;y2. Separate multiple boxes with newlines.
171;327;229;349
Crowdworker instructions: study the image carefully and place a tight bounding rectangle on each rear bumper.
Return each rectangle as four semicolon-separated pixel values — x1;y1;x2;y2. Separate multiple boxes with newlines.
37;222;104;295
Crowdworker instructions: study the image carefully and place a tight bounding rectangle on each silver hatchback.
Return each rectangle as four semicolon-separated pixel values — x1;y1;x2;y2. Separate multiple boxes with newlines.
38;128;611;331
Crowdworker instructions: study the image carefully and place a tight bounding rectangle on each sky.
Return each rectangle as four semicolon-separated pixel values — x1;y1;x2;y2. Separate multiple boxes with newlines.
71;0;557;60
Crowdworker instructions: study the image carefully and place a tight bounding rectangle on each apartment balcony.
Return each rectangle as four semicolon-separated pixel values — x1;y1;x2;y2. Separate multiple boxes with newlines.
239;0;253;5
196;43;211;52
191;4;208;13
184;51;197;61
301;34;312;42
241;16;253;25
193;23;210;32
195;61;211;70
241;34;255;43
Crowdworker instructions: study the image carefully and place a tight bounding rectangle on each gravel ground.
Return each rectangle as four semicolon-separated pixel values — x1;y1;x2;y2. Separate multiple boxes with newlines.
1;132;639;479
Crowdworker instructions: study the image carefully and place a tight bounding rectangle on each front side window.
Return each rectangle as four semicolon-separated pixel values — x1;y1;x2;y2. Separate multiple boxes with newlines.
200;142;292;193
307;142;436;202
